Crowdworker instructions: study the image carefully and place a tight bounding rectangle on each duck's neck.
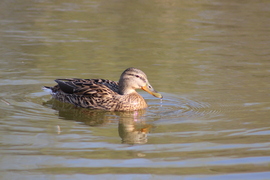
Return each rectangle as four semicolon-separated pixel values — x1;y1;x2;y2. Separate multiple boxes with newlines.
118;78;135;95
118;85;136;95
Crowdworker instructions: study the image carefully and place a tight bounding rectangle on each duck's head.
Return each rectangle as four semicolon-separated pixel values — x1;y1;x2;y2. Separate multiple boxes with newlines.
118;67;163;99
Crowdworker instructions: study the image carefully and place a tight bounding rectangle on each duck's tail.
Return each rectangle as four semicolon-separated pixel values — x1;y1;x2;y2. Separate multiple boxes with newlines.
42;86;53;94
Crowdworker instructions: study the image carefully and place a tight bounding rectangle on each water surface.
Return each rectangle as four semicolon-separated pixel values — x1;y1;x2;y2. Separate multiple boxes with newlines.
1;0;270;179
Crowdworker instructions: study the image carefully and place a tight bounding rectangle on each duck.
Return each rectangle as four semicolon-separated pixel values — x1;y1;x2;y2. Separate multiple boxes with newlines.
43;67;162;111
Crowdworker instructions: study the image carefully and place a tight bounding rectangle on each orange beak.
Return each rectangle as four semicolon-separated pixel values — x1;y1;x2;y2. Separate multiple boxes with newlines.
141;85;163;99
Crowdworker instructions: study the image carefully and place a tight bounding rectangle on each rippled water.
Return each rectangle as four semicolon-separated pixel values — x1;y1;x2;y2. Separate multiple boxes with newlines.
1;0;270;179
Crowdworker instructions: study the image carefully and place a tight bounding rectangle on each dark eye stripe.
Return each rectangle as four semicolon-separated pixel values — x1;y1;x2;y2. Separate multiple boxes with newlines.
127;73;146;82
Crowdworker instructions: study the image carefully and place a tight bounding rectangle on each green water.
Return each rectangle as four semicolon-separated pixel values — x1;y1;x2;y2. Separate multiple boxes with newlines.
1;0;270;179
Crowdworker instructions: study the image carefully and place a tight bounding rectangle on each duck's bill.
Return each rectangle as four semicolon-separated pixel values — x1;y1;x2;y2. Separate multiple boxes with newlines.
141;85;163;99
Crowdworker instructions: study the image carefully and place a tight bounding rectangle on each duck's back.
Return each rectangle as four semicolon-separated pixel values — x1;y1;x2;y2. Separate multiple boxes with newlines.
44;78;121;109
50;78;118;94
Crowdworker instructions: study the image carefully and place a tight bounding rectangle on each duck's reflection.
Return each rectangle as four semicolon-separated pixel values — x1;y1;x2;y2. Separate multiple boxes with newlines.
118;110;152;144
44;99;152;144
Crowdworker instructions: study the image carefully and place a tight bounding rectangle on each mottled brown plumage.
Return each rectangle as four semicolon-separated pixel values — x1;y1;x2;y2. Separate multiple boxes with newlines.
43;67;162;111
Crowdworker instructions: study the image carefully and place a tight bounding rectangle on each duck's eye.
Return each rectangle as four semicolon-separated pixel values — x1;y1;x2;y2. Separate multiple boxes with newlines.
135;75;140;78
148;85;152;89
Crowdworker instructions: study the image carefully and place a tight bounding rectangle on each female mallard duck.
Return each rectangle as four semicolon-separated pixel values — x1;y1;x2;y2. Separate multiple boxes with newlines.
43;67;162;111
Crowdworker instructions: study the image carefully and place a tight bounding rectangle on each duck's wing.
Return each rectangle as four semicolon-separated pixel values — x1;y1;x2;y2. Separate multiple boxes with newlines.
54;78;119;96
